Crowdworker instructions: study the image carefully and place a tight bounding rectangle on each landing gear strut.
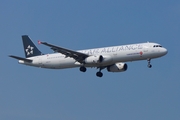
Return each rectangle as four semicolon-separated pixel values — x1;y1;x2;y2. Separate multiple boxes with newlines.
147;59;152;68
96;67;103;77
80;66;86;72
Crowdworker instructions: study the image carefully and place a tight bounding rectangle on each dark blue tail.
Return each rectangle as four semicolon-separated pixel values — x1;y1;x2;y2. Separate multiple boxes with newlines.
22;35;42;58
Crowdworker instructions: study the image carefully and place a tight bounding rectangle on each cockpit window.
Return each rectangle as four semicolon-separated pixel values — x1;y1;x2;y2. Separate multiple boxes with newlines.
153;45;162;48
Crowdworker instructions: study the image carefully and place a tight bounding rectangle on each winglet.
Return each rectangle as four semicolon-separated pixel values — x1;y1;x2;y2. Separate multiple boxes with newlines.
38;40;41;45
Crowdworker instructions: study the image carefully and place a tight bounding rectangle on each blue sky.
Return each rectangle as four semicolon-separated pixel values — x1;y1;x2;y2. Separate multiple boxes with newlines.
1;0;180;120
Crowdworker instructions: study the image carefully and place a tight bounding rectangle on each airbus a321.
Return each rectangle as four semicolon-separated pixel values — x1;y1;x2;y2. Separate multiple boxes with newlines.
9;35;168;77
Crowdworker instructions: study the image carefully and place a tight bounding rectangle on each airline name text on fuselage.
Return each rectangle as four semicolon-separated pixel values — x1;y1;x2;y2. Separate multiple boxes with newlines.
80;44;143;55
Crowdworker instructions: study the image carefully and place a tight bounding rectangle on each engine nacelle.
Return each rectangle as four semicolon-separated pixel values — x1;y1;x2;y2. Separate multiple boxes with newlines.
85;55;113;65
107;63;128;72
85;55;101;64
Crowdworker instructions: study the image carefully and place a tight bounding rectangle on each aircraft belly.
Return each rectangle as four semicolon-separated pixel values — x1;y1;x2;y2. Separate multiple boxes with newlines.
41;57;78;69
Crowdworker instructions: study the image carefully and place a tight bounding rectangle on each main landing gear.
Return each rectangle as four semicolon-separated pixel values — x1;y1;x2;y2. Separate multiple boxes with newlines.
96;71;103;77
96;67;104;78
147;58;152;68
79;66;103;77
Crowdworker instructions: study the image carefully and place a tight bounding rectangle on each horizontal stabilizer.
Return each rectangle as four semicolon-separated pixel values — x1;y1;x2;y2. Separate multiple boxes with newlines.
9;55;33;62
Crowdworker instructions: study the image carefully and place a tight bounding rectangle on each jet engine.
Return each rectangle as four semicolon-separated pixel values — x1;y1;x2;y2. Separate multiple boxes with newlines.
107;63;128;72
85;55;113;65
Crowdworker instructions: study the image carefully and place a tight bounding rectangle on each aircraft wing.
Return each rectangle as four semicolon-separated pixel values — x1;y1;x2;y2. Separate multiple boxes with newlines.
40;41;89;63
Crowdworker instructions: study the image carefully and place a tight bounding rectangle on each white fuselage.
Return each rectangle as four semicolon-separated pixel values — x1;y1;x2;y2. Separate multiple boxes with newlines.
19;42;167;69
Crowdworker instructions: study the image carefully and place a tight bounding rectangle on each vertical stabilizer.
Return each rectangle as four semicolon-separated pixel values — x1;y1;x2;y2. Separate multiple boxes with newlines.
22;35;42;58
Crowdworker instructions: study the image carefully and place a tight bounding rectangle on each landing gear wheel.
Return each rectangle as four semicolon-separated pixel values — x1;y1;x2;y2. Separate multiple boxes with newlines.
148;64;152;68
80;66;86;72
96;72;103;77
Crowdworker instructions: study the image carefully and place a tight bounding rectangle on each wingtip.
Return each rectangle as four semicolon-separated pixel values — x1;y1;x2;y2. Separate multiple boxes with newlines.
9;55;13;57
38;40;41;45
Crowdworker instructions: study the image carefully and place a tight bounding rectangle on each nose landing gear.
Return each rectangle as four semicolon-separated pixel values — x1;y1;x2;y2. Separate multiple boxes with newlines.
147;59;152;68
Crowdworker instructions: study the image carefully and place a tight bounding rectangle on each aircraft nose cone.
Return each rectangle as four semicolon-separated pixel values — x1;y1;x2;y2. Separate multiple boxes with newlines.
162;48;168;55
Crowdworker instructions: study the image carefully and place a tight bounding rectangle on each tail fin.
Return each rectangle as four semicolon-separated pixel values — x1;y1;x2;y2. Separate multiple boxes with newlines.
22;35;42;58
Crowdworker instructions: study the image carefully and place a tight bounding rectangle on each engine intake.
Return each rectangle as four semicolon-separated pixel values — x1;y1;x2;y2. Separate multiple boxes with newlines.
107;63;128;72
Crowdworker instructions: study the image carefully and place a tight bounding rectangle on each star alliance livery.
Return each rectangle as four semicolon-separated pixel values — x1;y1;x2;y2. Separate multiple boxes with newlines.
9;35;168;77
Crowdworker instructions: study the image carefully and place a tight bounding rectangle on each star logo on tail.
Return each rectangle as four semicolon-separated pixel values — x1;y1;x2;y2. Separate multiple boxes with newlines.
26;45;34;56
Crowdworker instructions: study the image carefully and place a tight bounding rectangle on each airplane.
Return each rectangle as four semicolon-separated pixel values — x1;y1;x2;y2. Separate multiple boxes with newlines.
9;35;168;77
